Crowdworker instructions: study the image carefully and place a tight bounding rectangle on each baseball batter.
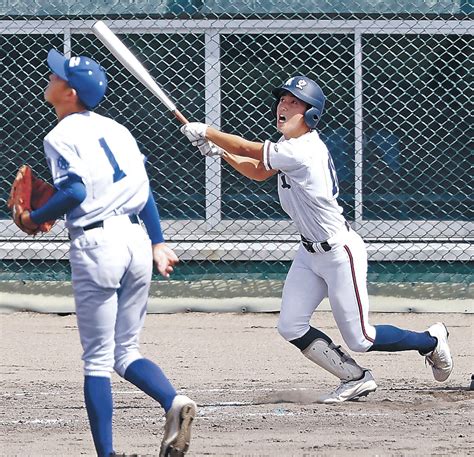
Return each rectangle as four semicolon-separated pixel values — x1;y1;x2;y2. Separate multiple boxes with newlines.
181;75;453;402
18;49;196;456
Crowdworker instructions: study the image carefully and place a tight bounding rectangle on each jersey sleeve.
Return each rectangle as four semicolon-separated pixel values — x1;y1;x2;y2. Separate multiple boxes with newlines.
43;134;86;188
263;138;308;175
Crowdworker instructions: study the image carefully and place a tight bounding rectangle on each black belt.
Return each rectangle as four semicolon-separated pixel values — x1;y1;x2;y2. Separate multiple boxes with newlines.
301;236;331;253
301;221;351;254
83;215;139;231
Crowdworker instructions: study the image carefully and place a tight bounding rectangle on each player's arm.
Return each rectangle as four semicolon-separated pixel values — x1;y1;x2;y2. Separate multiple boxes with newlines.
139;188;178;278
22;173;86;228
221;151;277;181
206;127;264;162
180;122;277;180
138;188;164;244
181;122;265;161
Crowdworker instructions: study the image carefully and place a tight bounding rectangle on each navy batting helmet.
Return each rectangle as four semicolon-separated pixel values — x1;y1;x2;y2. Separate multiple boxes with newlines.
271;75;325;129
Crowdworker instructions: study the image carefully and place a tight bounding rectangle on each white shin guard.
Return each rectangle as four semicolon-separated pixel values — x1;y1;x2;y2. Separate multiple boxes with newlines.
302;338;365;381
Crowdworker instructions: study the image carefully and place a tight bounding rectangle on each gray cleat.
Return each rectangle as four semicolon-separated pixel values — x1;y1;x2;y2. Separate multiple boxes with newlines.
318;370;377;404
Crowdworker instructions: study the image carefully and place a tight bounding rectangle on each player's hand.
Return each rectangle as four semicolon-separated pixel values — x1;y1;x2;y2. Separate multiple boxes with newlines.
19;210;40;236
152;243;179;278
195;138;224;157
180;122;209;145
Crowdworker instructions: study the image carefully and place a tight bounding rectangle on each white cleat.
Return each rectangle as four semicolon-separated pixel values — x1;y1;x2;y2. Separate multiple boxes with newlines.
318;370;377;404
159;395;197;457
425;322;453;382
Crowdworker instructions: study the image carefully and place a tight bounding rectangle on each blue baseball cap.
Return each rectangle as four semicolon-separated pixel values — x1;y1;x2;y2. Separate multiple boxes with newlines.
47;49;108;109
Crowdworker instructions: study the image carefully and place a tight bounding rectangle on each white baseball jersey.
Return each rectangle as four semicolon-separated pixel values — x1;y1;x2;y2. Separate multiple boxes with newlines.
44;111;155;378
43;111;149;229
263;131;376;353
262;130;346;242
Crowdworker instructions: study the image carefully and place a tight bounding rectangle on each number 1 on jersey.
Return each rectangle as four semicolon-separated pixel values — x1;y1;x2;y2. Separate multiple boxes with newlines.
99;137;126;183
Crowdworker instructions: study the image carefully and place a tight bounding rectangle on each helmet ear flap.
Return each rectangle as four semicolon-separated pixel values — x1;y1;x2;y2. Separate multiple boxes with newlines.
304;107;321;129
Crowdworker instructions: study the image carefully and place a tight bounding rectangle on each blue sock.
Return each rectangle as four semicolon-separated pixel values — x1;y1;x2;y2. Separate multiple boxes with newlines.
84;376;113;457
124;358;177;412
369;325;437;354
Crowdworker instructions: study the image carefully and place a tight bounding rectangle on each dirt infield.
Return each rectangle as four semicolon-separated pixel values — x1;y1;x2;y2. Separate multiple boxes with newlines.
1;311;473;456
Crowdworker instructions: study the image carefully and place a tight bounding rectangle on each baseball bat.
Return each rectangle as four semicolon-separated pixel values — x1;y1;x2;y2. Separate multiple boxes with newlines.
91;20;189;125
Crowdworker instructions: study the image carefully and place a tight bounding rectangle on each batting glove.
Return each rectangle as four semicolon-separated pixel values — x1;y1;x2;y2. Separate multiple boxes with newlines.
180;122;209;144
195;138;224;158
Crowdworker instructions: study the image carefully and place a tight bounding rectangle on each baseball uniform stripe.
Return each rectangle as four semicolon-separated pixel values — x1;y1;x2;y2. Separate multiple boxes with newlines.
343;244;375;344
263;140;272;170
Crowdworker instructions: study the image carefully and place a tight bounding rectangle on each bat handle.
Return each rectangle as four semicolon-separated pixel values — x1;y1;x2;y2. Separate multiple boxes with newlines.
173;110;189;125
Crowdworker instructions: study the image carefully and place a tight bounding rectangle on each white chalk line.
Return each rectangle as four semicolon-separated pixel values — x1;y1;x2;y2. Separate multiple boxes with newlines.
1;386;396;426
0;387;308;426
0;407;297;426
1;386;304;397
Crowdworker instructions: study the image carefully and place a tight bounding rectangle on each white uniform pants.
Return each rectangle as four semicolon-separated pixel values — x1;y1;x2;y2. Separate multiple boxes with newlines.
69;216;152;378
278;228;376;352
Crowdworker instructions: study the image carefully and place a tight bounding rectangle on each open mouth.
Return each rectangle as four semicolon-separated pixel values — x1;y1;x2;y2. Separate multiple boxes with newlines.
278;114;287;123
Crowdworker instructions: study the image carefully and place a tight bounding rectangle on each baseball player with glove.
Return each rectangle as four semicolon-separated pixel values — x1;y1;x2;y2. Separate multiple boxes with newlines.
181;75;453;403
13;49;196;456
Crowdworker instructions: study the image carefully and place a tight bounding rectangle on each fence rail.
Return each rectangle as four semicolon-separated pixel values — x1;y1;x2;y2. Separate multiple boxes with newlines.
1;11;472;285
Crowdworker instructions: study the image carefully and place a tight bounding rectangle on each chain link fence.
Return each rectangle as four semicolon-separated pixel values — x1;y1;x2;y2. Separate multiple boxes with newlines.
1;2;473;298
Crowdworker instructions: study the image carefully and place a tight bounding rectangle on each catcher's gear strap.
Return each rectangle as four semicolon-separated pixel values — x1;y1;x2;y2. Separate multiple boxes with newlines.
302;339;365;381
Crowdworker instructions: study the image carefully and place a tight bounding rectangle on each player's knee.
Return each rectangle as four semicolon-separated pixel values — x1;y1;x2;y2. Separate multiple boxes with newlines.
277;318;292;340
113;361;125;377
114;351;142;377
278;326;293;341
277;318;307;342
